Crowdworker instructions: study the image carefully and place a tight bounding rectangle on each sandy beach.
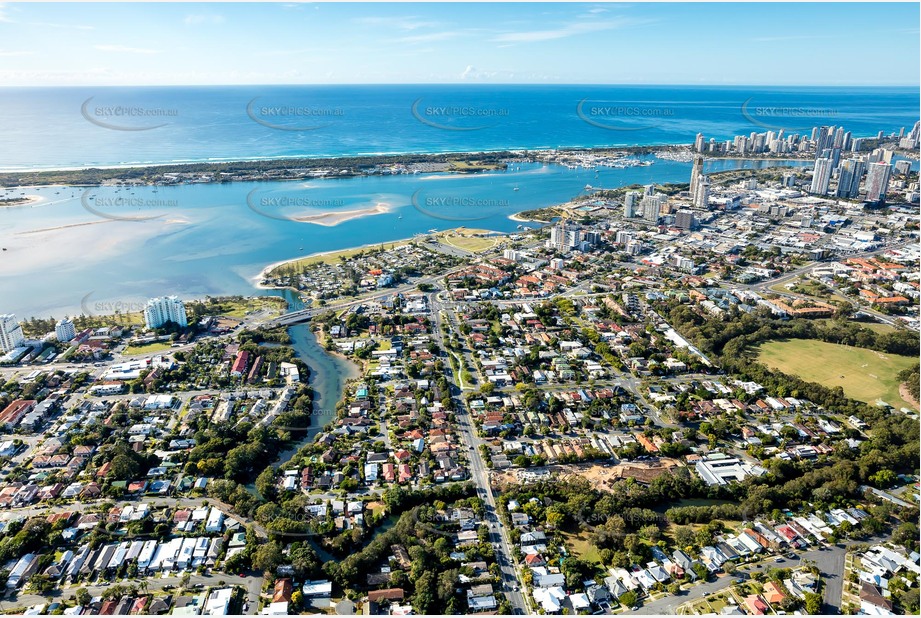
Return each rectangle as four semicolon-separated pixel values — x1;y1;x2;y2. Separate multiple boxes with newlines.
255;225;503;285
291;201;392;227
508;212;548;223
0;194;44;208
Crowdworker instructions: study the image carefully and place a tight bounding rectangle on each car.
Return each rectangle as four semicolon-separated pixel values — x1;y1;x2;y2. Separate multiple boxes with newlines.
774;557;784;563
787;552;798;560
734;578;745;585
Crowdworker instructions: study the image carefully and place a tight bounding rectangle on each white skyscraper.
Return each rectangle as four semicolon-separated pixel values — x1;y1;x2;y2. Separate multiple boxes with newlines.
864;162;892;203
144;296;188;329
623;191;639;218
694;175;710;209
0;314;25;353
641;195;664;223
690;156;704;196
55;318;76;342
810;158;833;195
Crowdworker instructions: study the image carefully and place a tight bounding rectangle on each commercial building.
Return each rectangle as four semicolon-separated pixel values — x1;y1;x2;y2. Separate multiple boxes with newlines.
144;296;188;329
623;191;639;218
810;157;833;195
865;162;892;203
835;158;866;199
695;452;766;486
0;314;25;353
55;317;76;342
675;210;696;230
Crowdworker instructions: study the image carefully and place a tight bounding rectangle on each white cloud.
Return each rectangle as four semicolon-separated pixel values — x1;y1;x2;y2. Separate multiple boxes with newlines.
183;14;225;26
459;65;554;82
492;17;644;44
354;16;439;31
396;31;463;44
94;44;161;55
28;21;94;30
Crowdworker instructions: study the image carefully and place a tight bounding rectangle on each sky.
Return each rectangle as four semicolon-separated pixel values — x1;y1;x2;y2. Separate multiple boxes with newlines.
0;2;918;87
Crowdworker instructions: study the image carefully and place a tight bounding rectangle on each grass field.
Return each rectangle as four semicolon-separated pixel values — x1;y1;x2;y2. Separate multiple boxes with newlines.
201;296;287;319
441;232;499;253
755;338;918;409
769;279;848;303
857;322;898;334
559;530;603;564
123;341;174;356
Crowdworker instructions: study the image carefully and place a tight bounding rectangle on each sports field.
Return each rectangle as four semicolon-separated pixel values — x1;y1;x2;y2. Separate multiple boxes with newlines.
755;338;918;409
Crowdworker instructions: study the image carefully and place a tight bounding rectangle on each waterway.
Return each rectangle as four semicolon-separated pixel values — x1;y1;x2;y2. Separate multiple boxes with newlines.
268;288;361;469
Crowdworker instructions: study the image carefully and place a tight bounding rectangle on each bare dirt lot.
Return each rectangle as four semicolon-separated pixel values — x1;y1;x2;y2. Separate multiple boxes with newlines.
493;458;683;489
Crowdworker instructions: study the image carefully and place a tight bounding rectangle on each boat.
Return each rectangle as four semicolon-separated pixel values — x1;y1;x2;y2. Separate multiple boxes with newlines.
513;186;520;191
584;184;593;190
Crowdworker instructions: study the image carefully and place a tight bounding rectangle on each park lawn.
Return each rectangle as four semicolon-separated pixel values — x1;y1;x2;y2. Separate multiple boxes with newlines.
437;228;500;253
216;296;287;318
754;338;918;409
122;341;174;356
770;279;848;304
707;592;732;614
559;530;603;564
857;322;897;334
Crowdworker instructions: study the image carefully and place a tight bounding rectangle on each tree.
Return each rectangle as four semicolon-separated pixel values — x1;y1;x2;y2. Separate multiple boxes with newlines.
673;525;695;549
869;469;896;488
411;571;436;614
75;587;91;606
692;563;709;582
252;541;283;574
620;590;638;609
804;592;823;614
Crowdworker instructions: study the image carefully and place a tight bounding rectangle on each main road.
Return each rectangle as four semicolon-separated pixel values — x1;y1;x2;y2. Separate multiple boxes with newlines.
439;301;532;615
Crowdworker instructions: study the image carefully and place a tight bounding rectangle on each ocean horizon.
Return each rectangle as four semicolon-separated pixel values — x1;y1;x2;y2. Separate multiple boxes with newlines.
1;84;917;171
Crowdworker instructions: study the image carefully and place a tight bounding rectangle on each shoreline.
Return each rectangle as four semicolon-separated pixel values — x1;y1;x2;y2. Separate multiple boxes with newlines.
508;212;548;224
0;145;684;176
0;194;44;208
255;225;507;289
256;234;431;283
290;201;391;227
0;144;843;189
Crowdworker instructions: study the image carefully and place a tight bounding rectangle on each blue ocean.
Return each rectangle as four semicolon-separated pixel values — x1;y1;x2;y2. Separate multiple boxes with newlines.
0;85;917;170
